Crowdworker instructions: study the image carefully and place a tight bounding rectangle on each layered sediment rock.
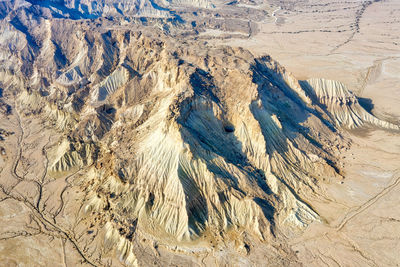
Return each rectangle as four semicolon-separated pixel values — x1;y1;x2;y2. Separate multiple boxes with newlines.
302;78;400;130
1;3;399;265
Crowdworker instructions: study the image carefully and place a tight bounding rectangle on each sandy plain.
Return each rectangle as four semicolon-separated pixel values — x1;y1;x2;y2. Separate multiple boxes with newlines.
226;0;400;265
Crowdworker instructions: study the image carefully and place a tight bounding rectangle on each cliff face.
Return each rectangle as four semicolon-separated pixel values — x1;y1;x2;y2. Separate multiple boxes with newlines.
302;78;400;130
0;2;398;266
1;0;214;20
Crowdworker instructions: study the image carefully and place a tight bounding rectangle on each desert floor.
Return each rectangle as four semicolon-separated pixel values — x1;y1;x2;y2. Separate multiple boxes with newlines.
226;0;400;265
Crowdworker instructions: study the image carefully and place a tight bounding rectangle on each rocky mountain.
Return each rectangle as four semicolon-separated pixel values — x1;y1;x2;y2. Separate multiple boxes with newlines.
0;0;209;19
0;1;399;266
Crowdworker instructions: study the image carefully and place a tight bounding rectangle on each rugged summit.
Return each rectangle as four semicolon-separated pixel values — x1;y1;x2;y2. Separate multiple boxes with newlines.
0;1;399;266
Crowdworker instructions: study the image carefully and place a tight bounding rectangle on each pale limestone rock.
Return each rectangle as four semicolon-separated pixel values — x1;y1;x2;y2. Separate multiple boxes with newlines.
303;78;400;130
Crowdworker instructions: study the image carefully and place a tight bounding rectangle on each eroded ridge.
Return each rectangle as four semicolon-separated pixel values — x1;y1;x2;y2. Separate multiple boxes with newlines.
0;1;399;266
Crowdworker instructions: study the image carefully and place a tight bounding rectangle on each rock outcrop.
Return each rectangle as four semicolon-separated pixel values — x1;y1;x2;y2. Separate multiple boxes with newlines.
1;2;399;266
302;78;400;130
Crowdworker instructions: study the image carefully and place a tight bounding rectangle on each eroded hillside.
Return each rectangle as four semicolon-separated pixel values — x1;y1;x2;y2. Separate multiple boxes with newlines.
0;1;399;266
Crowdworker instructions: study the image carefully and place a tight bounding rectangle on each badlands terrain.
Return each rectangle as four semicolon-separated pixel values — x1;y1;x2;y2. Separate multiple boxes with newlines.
0;0;399;266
